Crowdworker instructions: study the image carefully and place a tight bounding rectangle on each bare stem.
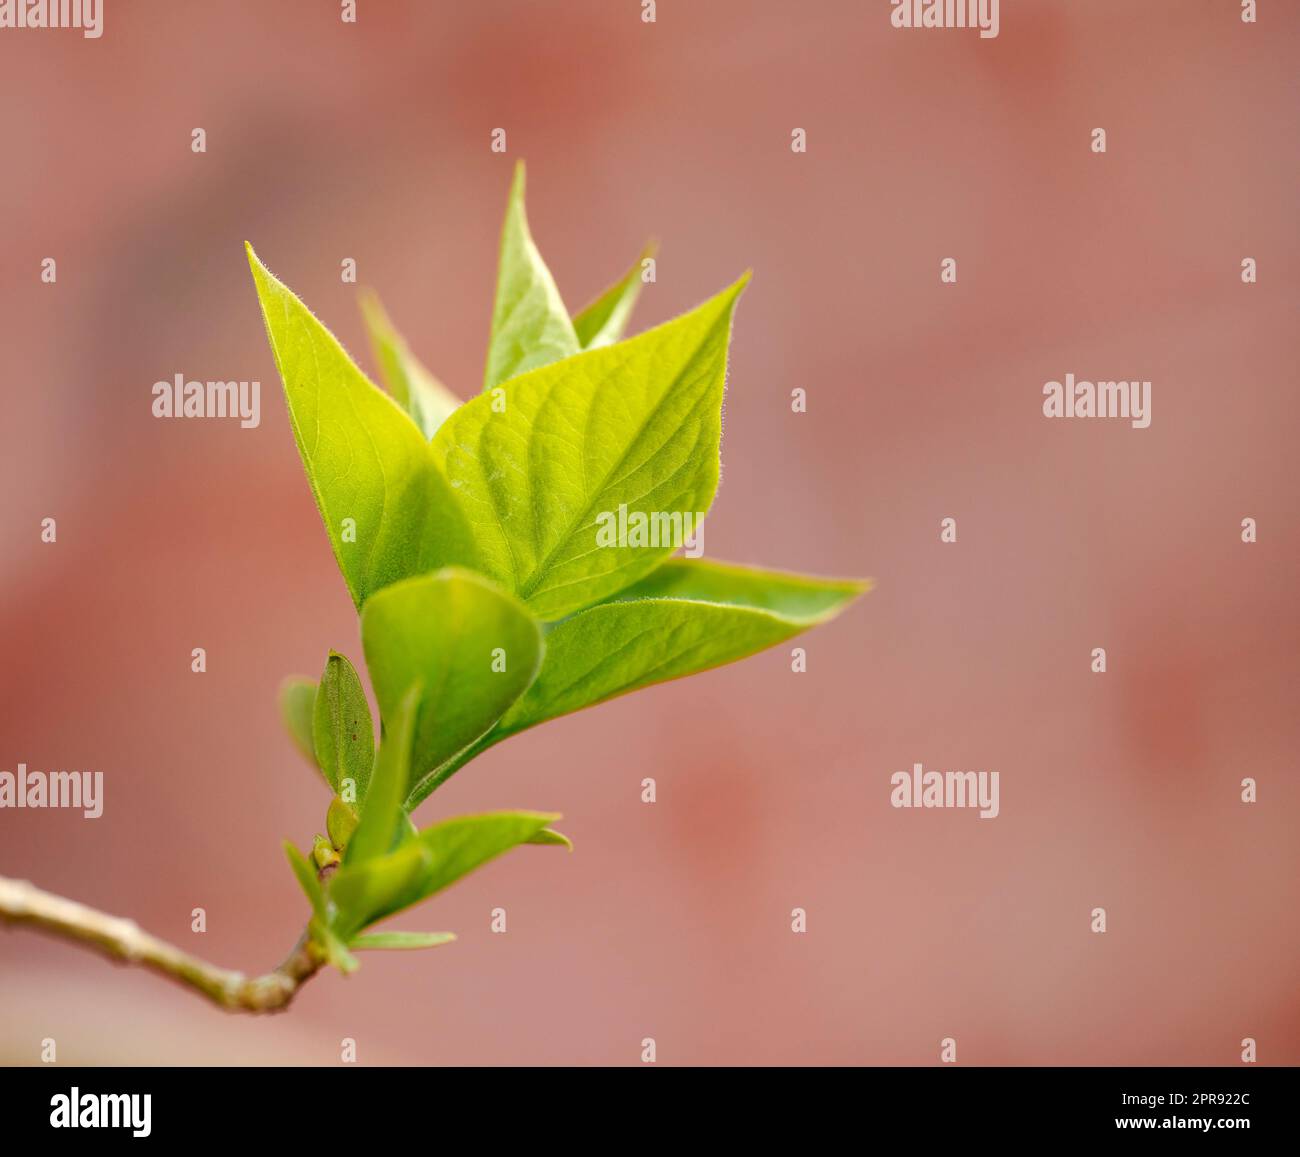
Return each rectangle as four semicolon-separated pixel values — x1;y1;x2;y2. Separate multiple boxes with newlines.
0;875;324;1014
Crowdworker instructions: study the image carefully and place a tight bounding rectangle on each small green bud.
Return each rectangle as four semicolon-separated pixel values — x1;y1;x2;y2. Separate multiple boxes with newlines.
327;796;359;850
312;834;340;872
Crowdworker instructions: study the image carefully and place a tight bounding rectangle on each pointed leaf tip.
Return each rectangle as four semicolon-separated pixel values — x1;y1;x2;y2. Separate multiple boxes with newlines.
483;159;579;390
488;559;870;741
245;248;478;605
440;279;748;619
528;827;573;851
572;238;661;349
359;289;461;437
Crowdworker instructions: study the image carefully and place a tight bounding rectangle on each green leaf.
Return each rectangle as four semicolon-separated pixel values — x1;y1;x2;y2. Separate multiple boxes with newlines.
395;811;563;916
490;559;869;741
284;840;328;921
612;557;870;619
312;652;375;802
360;568;543;802
402;811;564;906
482;161;580;391
246;244;477;607
527;827;573;851
360;290;461;438
346;684;419;866
329;810;562;938
278;676;319;768
348;931;457;951
572;241;656;349
433;276;748;621
330;841;432;940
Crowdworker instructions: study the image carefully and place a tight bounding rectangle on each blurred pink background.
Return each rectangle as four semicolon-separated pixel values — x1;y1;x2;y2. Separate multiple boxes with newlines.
1;0;1297;1065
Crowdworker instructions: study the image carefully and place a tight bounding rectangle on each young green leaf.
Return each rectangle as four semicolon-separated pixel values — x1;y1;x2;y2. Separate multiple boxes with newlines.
488;559;869;742
246;244;477;606
329;811;564;938
278;676;319;768
360;569;543;802
612;557;870;618
395;811;566;916
330;840;432;940
284;841;328;922
312;652;375;802
400;812;566;907
348;931;456;951
483;161;580;391
346;684;419;866
433;276;748;622
572;241;657;349
360;290;461;438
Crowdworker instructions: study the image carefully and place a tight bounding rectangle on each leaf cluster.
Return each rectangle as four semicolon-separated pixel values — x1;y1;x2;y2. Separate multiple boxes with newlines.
250;163;867;967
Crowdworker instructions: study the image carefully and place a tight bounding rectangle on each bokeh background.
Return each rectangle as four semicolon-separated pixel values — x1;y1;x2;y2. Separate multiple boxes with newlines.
1;0;1296;1066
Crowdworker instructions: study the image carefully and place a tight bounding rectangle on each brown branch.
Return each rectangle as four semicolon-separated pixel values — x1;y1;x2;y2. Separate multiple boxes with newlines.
0;875;324;1014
